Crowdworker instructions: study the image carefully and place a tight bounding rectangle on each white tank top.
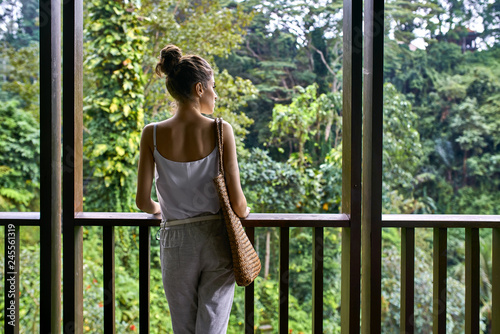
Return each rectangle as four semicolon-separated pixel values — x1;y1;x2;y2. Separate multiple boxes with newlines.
153;123;221;221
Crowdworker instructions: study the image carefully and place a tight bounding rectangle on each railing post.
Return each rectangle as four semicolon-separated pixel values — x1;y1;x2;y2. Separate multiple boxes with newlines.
139;226;151;333
492;228;500;334
312;227;324;333
279;227;289;334
245;227;256;334
361;0;384;329
341;0;362;328
62;0;84;330
39;0;62;331
400;227;415;334
465;228;479;334
433;228;447;334
4;224;20;334
103;226;115;333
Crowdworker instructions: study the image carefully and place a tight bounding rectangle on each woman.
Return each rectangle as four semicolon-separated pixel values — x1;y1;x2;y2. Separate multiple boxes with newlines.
135;44;250;333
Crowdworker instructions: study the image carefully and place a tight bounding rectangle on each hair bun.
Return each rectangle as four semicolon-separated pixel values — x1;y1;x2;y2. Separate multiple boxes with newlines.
156;45;182;77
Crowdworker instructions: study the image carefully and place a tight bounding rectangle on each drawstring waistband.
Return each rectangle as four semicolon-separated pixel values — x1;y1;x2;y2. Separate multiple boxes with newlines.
156;213;222;240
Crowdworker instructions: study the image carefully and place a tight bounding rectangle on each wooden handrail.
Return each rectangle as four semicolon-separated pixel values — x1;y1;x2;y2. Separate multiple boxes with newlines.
2;212;499;227
1;212;499;333
383;214;500;228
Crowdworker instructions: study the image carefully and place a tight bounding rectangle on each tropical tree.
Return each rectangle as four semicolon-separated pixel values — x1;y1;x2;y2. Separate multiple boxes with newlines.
83;0;149;212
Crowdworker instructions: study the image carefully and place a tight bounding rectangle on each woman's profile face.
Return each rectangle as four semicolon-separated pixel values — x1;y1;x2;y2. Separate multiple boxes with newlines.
200;75;217;114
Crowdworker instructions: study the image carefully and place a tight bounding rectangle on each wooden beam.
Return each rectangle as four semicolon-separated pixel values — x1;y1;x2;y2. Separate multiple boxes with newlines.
0;213;40;226
361;0;384;330
39;0;62;332
383;214;500;228
340;0;362;329
75;212;349;227
62;0;84;331
68;212;500;228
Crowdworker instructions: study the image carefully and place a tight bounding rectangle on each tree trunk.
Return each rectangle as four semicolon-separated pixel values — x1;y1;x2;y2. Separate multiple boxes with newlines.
264;229;271;278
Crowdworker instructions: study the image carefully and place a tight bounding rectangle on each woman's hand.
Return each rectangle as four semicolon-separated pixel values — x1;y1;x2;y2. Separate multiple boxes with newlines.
137;199;161;215
241;207;251;219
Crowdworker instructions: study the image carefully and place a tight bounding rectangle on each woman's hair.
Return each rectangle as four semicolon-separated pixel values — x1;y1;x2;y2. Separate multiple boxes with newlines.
155;45;213;102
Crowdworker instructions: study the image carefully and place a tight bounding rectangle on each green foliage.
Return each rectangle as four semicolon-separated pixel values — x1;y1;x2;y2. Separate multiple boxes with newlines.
82;0;257;212
140;0;255;137
384;39;500;216
382;83;430;214
382;243;467;332
240;148;307;213
0;227;41;332
211;69;257;149
0;0;39;49
0;100;40;211
83;0;148;212
385;0;442;43
1;0;499;332
0;42;40;211
269;84;342;166
0;43;40;117
240;147;342;214
383;83;423;191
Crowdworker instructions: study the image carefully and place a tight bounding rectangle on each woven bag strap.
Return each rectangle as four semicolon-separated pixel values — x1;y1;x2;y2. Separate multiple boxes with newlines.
215;118;224;174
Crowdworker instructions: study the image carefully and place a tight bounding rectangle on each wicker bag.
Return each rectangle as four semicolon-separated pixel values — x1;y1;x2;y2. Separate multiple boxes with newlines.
213;118;261;287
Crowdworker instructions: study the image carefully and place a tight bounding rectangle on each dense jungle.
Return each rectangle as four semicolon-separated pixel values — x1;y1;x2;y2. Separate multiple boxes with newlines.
0;0;499;332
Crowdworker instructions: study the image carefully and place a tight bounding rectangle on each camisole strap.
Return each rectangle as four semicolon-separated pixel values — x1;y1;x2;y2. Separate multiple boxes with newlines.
153;123;157;149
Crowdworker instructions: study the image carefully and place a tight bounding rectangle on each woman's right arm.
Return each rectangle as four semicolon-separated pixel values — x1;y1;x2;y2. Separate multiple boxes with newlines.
136;124;161;215
222;121;250;218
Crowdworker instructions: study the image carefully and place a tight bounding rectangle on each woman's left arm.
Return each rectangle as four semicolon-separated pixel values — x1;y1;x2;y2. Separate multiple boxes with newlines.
136;124;161;214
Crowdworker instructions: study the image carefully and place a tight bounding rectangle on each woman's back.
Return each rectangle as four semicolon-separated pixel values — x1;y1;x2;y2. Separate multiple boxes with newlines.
153;117;221;221
155;116;216;163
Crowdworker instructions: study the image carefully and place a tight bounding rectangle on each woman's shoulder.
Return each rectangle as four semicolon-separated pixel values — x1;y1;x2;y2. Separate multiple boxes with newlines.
220;119;233;133
141;122;156;136
219;119;235;146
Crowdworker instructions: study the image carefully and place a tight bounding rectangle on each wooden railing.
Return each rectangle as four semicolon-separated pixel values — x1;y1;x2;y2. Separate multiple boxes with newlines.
18;0;498;332
2;212;499;333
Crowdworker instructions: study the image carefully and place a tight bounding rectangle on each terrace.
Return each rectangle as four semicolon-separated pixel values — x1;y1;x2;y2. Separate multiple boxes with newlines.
1;0;499;333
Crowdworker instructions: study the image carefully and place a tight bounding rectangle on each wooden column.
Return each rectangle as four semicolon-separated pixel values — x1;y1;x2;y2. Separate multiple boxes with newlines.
63;0;84;331
340;0;363;330
361;0;384;330
39;0;62;332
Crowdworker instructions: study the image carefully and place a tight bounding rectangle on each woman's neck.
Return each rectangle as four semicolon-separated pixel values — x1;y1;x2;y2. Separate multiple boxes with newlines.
174;101;205;121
